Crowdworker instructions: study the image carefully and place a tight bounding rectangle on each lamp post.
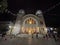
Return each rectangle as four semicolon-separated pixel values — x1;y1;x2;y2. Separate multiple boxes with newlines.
8;22;14;35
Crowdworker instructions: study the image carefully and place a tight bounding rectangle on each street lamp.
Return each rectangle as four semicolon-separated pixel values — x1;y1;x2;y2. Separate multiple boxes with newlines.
9;25;12;29
50;28;53;30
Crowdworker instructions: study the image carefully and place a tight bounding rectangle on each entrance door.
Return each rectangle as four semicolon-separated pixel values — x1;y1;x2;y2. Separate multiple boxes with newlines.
22;17;39;34
25;27;36;34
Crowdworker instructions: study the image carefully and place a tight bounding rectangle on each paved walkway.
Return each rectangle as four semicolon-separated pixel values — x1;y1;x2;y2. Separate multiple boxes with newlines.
0;36;60;45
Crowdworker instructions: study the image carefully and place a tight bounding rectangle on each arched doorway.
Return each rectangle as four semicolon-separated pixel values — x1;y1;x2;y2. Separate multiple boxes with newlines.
22;16;39;34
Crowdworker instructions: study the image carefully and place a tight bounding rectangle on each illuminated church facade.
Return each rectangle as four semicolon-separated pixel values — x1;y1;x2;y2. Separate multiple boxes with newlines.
7;9;47;35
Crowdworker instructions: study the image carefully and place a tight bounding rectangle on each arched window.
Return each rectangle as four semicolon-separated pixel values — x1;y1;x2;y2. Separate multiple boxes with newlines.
40;21;43;25
25;18;36;24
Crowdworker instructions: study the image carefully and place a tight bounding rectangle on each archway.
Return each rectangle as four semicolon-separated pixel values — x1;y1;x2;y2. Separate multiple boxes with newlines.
22;16;39;34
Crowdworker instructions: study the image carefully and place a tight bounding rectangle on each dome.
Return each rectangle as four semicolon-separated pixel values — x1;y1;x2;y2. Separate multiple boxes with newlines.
18;9;25;14
36;10;42;15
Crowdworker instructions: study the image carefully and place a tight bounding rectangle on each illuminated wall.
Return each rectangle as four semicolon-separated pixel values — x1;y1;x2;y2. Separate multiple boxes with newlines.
12;23;20;35
8;10;47;35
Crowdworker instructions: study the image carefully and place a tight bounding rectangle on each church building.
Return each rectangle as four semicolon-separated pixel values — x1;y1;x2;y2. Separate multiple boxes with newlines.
7;9;47;36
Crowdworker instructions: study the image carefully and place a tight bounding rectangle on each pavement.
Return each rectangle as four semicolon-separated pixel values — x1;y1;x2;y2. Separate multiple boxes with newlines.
0;36;60;45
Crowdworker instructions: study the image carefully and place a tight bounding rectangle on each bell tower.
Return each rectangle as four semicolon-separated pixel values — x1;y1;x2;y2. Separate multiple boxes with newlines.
11;9;25;35
35;10;47;35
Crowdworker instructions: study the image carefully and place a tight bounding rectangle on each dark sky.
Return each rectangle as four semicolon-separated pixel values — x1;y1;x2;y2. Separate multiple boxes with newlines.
0;0;60;27
8;0;60;14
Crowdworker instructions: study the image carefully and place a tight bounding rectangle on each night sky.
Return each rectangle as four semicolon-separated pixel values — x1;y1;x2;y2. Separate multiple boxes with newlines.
0;0;60;27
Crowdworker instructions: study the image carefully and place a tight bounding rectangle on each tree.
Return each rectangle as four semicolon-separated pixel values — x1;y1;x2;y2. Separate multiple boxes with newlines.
0;0;8;13
0;23;8;34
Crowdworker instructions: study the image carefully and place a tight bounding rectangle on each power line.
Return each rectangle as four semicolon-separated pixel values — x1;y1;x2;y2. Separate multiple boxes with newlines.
5;9;16;16
5;1;60;16
43;2;60;14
